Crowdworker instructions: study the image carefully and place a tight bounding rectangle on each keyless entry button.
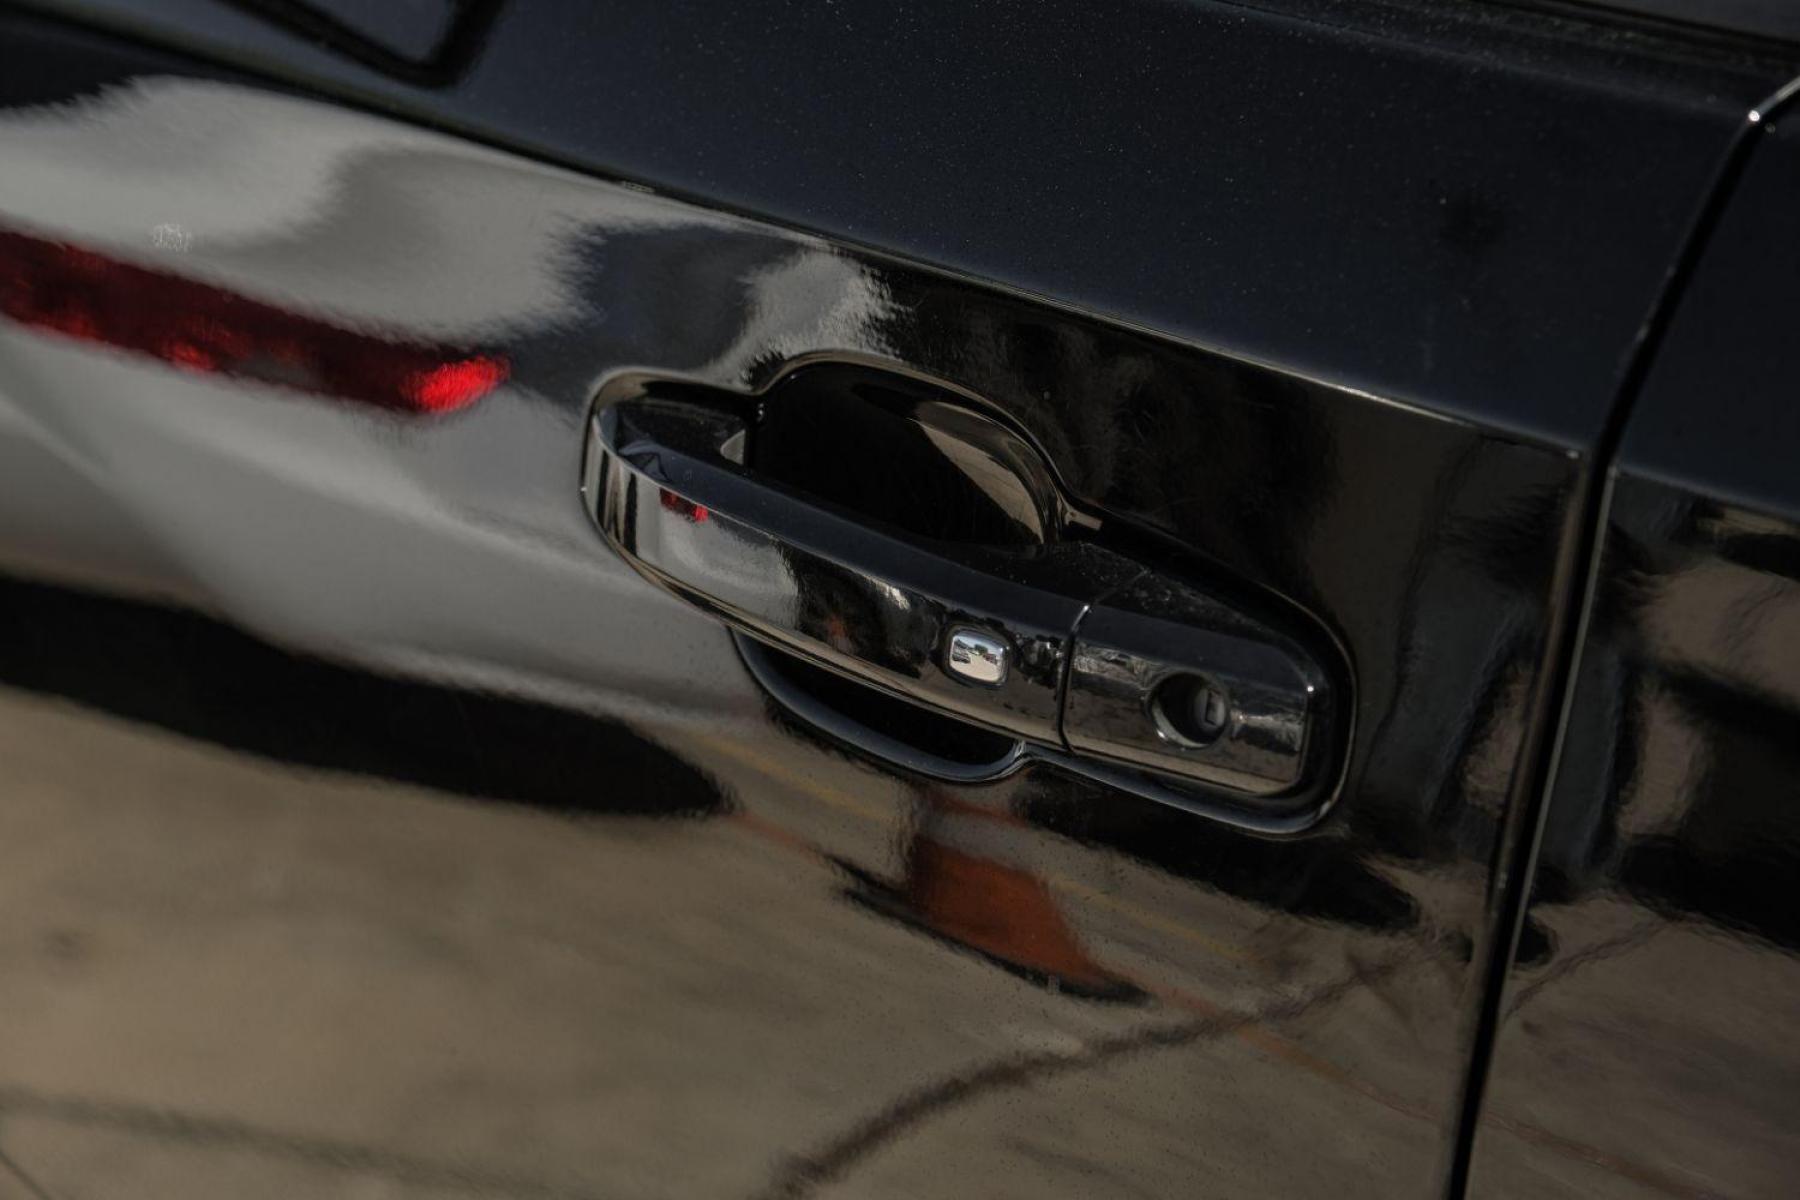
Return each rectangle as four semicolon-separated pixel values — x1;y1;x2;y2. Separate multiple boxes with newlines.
945;627;1009;686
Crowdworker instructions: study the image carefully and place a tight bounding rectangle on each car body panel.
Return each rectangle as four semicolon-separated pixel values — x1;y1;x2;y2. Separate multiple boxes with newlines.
1468;96;1800;1200
18;0;1796;440
0;6;1792;1199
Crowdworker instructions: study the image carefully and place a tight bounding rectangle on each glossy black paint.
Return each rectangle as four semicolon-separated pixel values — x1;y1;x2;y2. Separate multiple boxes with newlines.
20;0;1798;441
1469;98;1800;1200
0;5;1791;1199
0;222;511;413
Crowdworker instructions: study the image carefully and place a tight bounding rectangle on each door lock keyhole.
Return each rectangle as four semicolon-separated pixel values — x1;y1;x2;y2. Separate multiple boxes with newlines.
1152;674;1231;747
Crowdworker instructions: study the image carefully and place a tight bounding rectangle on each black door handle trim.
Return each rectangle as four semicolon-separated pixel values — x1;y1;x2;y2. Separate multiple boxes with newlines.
583;379;1342;831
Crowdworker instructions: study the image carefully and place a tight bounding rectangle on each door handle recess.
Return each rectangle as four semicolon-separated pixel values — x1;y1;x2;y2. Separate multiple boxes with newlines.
584;392;1334;807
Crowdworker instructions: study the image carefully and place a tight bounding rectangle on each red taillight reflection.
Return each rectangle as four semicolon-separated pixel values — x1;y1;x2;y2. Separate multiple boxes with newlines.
659;488;710;523
403;356;511;413
0;226;509;415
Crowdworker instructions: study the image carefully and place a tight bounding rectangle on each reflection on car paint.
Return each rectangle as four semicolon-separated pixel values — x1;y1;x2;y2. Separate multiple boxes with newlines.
0;42;1772;1200
0;225;508;413
1469;103;1800;1199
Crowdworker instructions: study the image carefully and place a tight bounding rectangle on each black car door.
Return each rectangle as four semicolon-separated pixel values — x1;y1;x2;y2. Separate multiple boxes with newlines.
1468;77;1800;1200
0;3;1791;1198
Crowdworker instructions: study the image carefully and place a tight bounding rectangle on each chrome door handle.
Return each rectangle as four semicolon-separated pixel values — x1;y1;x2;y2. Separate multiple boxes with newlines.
584;392;1334;808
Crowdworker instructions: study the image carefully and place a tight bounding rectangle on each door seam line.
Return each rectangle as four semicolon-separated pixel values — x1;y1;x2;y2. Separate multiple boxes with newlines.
1442;68;1800;1200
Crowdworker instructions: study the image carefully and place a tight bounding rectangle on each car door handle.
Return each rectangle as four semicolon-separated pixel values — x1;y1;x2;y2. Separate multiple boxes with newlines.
586;395;1146;746
584;391;1332;803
